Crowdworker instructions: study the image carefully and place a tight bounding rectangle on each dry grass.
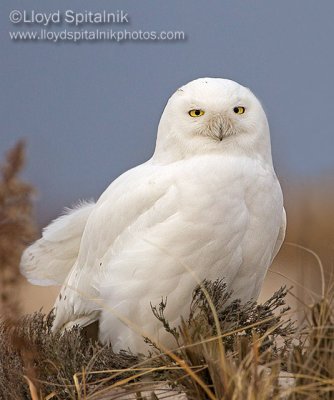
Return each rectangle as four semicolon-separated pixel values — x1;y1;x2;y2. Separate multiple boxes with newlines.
287;284;334;399
0;312;140;399
0;279;333;399
0;142;333;399
0;282;293;399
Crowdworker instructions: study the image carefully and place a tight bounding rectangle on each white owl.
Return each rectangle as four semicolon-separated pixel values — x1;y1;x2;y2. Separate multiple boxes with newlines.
21;78;286;353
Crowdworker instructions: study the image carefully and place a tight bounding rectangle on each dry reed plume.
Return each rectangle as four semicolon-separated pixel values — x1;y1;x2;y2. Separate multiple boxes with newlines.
0;140;36;317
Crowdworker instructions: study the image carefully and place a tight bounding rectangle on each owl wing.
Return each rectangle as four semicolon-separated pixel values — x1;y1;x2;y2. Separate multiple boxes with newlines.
52;162;176;329
271;207;286;262
52;158;248;334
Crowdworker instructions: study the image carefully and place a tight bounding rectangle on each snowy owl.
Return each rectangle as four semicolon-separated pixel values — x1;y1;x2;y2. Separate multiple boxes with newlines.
21;78;286;353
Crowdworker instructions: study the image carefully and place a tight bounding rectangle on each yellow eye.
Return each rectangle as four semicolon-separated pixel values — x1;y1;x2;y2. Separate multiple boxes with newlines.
189;109;205;117
233;106;246;115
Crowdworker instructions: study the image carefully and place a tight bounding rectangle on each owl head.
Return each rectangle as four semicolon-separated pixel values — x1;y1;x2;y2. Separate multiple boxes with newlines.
154;78;272;164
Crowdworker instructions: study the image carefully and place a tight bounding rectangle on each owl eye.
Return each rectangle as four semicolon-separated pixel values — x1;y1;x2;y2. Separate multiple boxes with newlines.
189;109;205;117
233;106;246;115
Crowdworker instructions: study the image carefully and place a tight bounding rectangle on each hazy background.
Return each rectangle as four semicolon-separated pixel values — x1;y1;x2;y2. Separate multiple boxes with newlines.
0;0;333;312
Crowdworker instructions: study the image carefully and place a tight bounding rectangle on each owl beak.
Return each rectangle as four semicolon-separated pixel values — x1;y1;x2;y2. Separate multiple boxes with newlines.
217;118;235;141
206;117;230;141
218;125;224;141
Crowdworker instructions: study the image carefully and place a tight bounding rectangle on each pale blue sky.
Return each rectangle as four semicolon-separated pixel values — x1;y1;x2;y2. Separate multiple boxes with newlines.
1;0;333;224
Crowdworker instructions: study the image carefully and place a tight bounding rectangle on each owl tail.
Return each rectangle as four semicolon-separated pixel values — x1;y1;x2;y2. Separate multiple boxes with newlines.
20;201;95;286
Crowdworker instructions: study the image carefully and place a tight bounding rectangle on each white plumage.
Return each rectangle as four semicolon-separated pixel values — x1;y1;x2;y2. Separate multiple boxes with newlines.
21;78;285;353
